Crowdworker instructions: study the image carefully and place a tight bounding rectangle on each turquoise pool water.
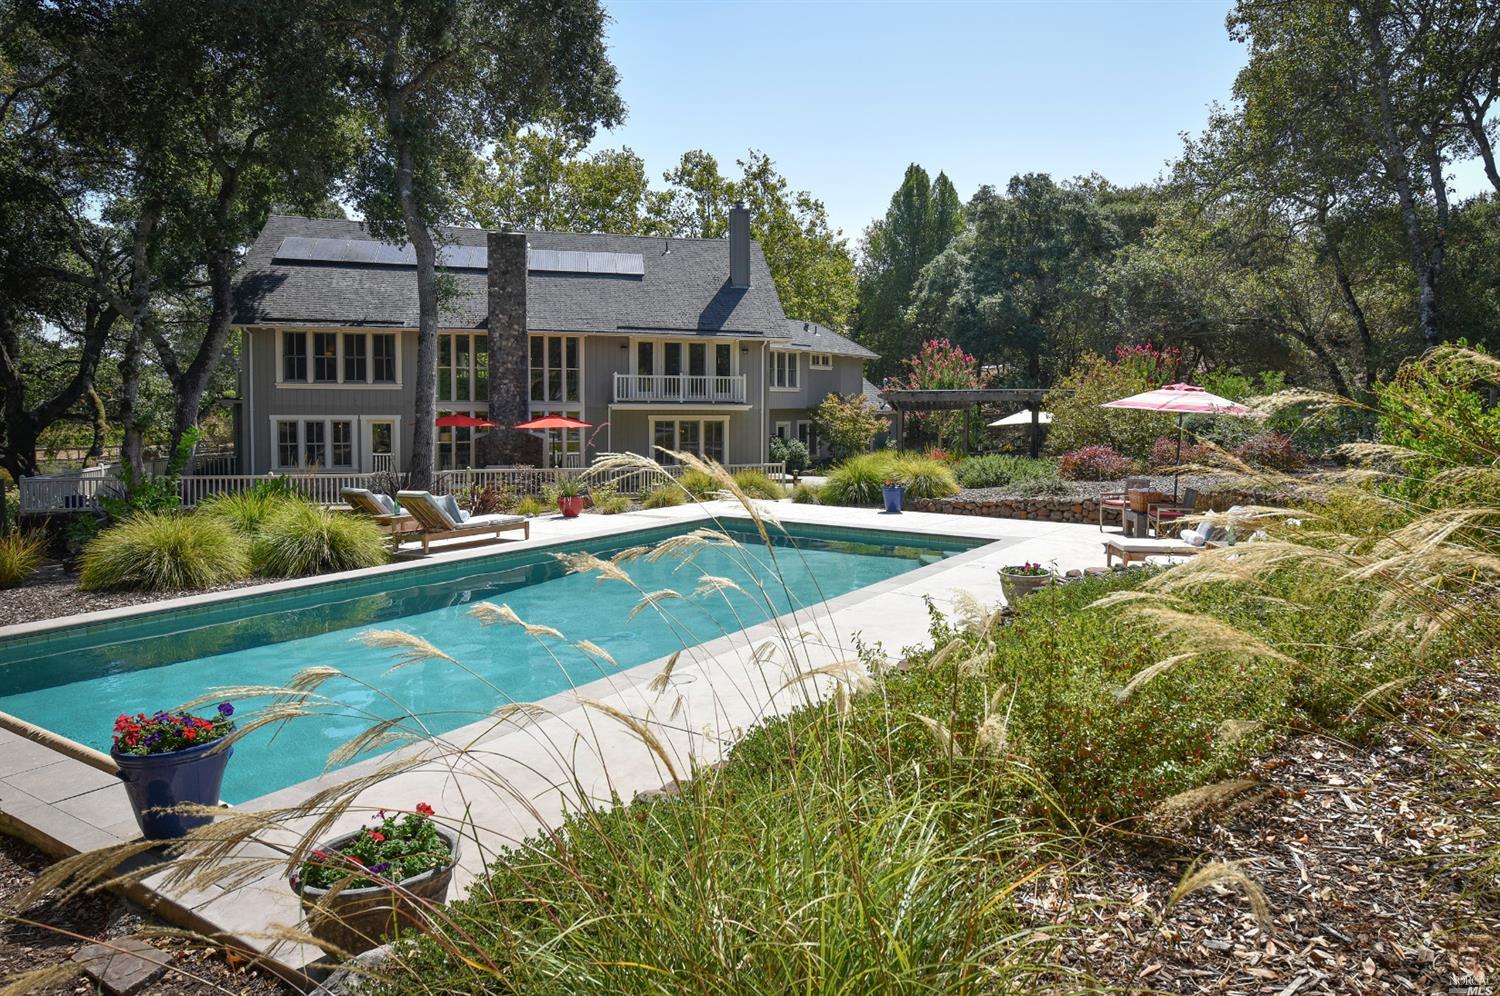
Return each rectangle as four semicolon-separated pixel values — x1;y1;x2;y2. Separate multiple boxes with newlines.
0;520;979;802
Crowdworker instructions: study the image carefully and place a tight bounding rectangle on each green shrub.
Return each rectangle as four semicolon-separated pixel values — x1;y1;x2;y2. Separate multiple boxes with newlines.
589;484;632;515
676;468;721;500
197;488;293;535
515;496;547;517
954;454;1057;489
820;453;889;506
641;485;685;509
1010;477;1072;497
1045;351;1175;459
892;455;960;500
250;502;388;578
813;391;884;460
0;531;47;588
768;435;811;477
790;482;822;504
80;513;251;592
731;469;785;499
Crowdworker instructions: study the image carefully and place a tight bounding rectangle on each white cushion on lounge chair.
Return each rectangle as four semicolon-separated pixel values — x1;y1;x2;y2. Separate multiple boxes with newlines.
343;487;396;517
465;512;527;528
437;493;468;524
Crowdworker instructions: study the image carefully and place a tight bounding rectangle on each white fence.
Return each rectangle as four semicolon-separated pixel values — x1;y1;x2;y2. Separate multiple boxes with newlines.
18;462;787;514
613;372;747;404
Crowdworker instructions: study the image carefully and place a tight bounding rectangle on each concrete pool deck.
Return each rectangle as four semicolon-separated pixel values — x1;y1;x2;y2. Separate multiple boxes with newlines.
0;501;1182;985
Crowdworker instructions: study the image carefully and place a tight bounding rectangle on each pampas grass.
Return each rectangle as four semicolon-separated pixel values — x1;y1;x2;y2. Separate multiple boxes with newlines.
0;530;46;588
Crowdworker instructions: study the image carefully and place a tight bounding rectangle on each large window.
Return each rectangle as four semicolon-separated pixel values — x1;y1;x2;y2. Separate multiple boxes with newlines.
278;330;399;386
809;353;832;370
282;332;307;382
272;418;356;470
313;333;338;382
438;332;489;402
770;350;799;390
651;417;728;464
632;338;735;380
529;334;580;404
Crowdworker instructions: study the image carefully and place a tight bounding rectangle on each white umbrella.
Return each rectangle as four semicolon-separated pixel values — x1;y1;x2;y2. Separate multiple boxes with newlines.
988;410;1052;428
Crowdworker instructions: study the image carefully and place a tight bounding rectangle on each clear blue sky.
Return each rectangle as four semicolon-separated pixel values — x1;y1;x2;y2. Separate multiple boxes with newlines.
594;0;1490;247
593;0;1248;243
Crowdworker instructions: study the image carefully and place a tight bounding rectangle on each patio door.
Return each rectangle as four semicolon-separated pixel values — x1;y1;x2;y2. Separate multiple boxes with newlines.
364;419;398;473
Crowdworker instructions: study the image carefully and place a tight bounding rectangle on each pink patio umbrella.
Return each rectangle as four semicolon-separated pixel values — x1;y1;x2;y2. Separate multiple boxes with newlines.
511;414;593;430
1102;383;1253;498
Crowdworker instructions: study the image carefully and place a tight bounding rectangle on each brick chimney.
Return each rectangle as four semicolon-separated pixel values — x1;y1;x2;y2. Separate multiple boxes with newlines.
484;227;542;466
728;203;751;289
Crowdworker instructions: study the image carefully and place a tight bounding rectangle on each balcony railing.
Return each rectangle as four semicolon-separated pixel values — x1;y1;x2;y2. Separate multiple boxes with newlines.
613;372;746;404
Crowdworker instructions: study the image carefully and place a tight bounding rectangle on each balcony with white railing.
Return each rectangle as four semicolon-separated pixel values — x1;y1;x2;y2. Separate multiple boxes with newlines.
612;372;747;404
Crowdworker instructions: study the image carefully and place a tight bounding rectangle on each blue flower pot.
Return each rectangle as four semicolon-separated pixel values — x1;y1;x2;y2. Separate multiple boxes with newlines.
882;485;905;514
112;736;233;840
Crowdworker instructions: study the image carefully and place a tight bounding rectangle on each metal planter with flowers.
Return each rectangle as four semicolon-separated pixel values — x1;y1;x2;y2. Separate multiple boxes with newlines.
999;562;1055;604
110;703;235;840
290;803;459;956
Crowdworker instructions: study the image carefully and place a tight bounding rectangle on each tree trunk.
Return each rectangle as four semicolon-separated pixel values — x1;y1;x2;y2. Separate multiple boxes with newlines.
86;388;107;460
1356;3;1442;349
395;134;439;491
1319;219;1375;392
117;205;160;481
165;239;236;475
1461;97;1500;195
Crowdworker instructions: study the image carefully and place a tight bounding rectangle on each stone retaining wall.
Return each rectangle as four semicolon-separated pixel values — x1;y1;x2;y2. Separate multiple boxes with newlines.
911;489;1280;524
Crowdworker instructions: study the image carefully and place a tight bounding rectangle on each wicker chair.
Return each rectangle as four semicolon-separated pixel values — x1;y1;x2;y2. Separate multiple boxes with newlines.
1097;475;1151;532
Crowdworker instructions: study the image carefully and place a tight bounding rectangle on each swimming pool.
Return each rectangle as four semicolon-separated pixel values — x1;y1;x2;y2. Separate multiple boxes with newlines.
0;520;981;802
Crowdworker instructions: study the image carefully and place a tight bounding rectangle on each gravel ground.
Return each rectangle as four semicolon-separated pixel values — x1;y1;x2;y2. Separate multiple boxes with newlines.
0;834;290;994
0;563;269;629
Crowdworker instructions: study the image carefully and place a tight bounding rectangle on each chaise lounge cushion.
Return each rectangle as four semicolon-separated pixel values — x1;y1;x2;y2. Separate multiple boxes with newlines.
436;493;468;525
343;487;397;517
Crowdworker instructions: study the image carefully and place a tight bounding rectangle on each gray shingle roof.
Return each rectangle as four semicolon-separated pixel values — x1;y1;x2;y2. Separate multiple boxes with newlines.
862;378;893;412
779;318;878;359
233;215;790;335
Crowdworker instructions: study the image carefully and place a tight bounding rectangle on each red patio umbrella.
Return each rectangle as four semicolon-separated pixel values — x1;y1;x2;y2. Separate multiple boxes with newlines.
1102;383;1253;498
512;414;593;430
434;414;496;428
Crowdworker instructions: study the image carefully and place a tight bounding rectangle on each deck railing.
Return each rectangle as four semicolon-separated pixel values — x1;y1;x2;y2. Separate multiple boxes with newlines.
613;373;747;404
18;462;788;513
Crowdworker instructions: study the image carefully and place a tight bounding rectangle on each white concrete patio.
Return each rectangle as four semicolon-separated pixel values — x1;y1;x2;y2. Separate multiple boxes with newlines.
0;500;1181;984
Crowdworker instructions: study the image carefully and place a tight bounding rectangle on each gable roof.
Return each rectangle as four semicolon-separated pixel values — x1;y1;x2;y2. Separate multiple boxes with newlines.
232;215;790;336
778;318;878;359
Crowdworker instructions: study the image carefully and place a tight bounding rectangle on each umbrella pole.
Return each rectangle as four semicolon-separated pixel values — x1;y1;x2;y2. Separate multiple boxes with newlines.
1174;414;1183;501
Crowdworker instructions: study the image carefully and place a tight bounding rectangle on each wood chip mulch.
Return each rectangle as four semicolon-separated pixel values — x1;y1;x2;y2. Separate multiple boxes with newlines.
0;833;292;995
0;563;270;630
1028;658;1500;993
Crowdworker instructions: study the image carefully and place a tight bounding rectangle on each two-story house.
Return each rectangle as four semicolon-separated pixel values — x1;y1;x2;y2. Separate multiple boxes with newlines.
230;209;875;475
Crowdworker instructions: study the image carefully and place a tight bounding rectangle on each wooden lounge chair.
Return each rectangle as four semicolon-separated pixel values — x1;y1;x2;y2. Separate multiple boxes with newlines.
1102;536;1203;567
1098;475;1151;532
342;487;419;544
395;490;529;553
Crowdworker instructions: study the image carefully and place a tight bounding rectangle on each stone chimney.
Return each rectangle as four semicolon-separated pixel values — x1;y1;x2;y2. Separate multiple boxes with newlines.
728;203;751;289
483;227;542;466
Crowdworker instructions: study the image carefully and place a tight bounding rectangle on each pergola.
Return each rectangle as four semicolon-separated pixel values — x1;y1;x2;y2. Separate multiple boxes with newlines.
879;388;1068;457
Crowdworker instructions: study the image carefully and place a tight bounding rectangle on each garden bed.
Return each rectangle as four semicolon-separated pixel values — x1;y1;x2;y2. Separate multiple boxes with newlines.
913;473;1300;523
0;563;270;628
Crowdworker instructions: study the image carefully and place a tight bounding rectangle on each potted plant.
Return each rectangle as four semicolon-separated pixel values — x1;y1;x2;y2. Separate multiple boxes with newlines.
290;803;460;955
881;477;906;514
555;476;586;518
110;703;235;840
999;562;1054;603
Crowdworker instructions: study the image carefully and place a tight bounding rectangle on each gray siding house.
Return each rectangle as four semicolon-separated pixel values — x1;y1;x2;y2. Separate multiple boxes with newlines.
231;212;875;475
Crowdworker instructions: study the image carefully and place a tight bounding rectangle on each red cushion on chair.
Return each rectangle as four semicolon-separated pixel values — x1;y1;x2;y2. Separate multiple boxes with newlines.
1155;507;1187;519
1101;498;1128;508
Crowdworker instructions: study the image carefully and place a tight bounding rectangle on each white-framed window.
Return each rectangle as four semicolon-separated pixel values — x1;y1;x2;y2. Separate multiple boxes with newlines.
630;336;737;378
773;421;791;440
651;417;728;464
438;332;489;403
529;334;581;404
796;420;813;450
809;353;833;369
770;350;799;390
276;330;400;387
270;417;358;470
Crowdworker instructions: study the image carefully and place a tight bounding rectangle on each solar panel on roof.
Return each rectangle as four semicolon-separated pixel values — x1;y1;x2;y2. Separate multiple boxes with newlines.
274;236;644;276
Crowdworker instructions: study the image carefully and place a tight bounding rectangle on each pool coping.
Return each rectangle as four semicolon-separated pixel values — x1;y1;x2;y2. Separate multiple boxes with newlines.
0;502;1111;986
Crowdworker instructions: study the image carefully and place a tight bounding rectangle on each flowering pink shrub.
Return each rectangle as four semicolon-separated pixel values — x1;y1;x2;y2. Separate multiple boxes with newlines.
1058;445;1136;481
1149;435;1211;468
1234;432;1306;471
